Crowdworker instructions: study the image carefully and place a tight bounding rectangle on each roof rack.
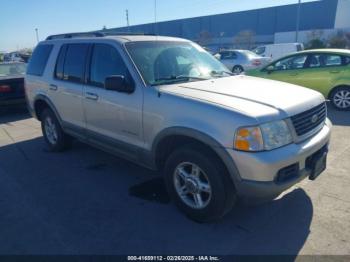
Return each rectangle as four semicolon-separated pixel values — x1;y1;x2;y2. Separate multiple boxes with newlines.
46;32;105;40
45;31;157;41
102;31;156;36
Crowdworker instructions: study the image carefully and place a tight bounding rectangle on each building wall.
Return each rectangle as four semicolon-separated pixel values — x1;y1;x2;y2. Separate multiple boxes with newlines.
335;0;350;29
105;0;340;50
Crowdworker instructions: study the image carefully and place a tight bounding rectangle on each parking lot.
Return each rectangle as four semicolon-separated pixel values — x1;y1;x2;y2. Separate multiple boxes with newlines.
0;105;349;255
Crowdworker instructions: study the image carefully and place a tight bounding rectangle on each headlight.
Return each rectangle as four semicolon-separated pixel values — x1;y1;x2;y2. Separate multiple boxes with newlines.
234;120;293;151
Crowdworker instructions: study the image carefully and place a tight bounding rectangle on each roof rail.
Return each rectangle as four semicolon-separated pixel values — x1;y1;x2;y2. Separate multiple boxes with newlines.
101;31;157;36
46;32;105;40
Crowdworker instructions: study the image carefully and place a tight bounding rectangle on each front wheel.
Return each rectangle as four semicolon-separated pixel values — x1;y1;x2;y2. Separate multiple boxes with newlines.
164;145;237;222
330;86;350;111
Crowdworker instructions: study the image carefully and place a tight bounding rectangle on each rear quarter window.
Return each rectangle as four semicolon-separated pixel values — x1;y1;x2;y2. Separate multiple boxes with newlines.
27;44;53;76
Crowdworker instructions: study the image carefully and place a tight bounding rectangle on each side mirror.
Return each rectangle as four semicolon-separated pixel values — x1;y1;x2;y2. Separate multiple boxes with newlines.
105;75;135;94
266;65;275;74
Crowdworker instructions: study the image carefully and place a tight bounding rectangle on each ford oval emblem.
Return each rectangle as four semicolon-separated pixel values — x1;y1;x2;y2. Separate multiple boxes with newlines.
311;114;319;124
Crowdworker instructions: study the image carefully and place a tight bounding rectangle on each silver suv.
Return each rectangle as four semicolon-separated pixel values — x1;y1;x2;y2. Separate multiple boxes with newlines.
25;33;332;222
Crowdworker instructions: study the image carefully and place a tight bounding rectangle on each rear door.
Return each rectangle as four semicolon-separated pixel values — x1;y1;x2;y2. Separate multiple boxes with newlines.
297;53;346;96
49;43;89;130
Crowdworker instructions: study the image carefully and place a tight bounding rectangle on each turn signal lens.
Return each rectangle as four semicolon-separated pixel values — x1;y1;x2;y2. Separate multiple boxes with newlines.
234;126;264;151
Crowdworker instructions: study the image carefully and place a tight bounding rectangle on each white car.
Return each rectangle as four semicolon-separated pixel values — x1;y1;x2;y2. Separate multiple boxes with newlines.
253;43;304;60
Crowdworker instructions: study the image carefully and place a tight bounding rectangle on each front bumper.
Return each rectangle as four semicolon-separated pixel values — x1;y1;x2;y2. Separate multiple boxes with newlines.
228;118;332;200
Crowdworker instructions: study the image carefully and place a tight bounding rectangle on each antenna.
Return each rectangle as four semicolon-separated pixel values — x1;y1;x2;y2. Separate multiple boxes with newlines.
126;9;130;32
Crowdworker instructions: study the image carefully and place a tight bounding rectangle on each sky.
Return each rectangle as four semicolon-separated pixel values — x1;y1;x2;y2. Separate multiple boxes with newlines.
0;0;318;51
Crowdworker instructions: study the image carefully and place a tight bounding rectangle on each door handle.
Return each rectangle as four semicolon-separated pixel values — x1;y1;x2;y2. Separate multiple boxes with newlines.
49;84;58;91
85;92;99;101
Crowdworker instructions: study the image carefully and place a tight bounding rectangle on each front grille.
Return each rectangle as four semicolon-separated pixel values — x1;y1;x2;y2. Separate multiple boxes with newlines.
291;102;326;137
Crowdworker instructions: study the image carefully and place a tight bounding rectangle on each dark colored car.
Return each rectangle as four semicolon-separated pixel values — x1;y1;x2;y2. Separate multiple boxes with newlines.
0;62;27;106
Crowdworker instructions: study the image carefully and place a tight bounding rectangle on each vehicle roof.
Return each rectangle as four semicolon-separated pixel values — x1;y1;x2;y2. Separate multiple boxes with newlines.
298;48;350;55
0;62;26;65
219;49;253;52
41;35;189;45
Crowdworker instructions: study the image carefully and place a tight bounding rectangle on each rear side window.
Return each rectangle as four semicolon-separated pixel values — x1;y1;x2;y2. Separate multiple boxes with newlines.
296;44;303;52
308;54;342;68
63;44;89;83
55;45;68;80
27;45;53;76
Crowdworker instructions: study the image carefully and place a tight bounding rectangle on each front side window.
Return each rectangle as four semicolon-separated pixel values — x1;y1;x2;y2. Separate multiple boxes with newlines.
27;44;53;76
126;41;231;86
63;44;89;83
308;54;342;68
219;51;237;60
273;55;308;71
89;44;129;87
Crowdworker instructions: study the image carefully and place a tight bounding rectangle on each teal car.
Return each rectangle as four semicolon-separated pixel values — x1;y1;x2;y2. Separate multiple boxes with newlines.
246;49;350;110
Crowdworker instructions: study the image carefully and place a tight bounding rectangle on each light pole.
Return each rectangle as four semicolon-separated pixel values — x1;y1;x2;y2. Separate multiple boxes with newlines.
295;0;301;42
35;28;39;43
154;0;157;34
126;9;130;32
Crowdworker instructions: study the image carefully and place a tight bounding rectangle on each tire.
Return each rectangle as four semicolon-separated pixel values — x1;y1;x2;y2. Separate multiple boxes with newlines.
232;65;244;75
330;86;350;111
164;145;237;222
41;108;72;152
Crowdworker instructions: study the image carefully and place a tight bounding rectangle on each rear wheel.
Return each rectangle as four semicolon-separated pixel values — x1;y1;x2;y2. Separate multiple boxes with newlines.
41;108;72;152
330;86;350;111
164;145;237;222
232;65;244;75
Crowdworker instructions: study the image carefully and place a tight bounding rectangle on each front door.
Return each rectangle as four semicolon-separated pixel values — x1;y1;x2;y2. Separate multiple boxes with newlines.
261;54;309;87
83;43;143;154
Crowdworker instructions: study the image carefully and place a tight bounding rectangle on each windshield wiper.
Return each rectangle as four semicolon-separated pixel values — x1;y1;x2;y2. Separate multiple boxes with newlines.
210;70;233;77
153;75;208;85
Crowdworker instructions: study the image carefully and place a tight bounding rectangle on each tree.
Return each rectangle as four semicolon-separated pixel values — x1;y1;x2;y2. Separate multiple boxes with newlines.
198;30;212;46
305;30;326;49
328;36;347;48
327;30;348;49
233;30;256;49
306;39;326;49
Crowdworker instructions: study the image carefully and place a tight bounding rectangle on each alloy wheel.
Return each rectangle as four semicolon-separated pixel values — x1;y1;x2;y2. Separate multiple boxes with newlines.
173;162;212;209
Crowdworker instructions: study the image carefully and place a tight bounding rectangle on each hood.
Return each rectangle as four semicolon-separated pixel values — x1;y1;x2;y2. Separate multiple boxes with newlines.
158;75;324;122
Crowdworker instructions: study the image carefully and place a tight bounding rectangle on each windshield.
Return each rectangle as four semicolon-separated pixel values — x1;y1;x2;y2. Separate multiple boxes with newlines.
0;63;27;77
126;41;231;86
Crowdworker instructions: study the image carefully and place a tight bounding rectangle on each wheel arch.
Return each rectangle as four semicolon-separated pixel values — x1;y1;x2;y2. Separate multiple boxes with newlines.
328;84;350;99
33;95;62;123
152;127;241;186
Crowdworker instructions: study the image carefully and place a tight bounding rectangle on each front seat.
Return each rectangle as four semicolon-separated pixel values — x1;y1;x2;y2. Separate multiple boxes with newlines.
154;48;179;80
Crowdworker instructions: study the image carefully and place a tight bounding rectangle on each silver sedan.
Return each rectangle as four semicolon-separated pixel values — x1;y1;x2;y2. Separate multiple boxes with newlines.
215;50;271;74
